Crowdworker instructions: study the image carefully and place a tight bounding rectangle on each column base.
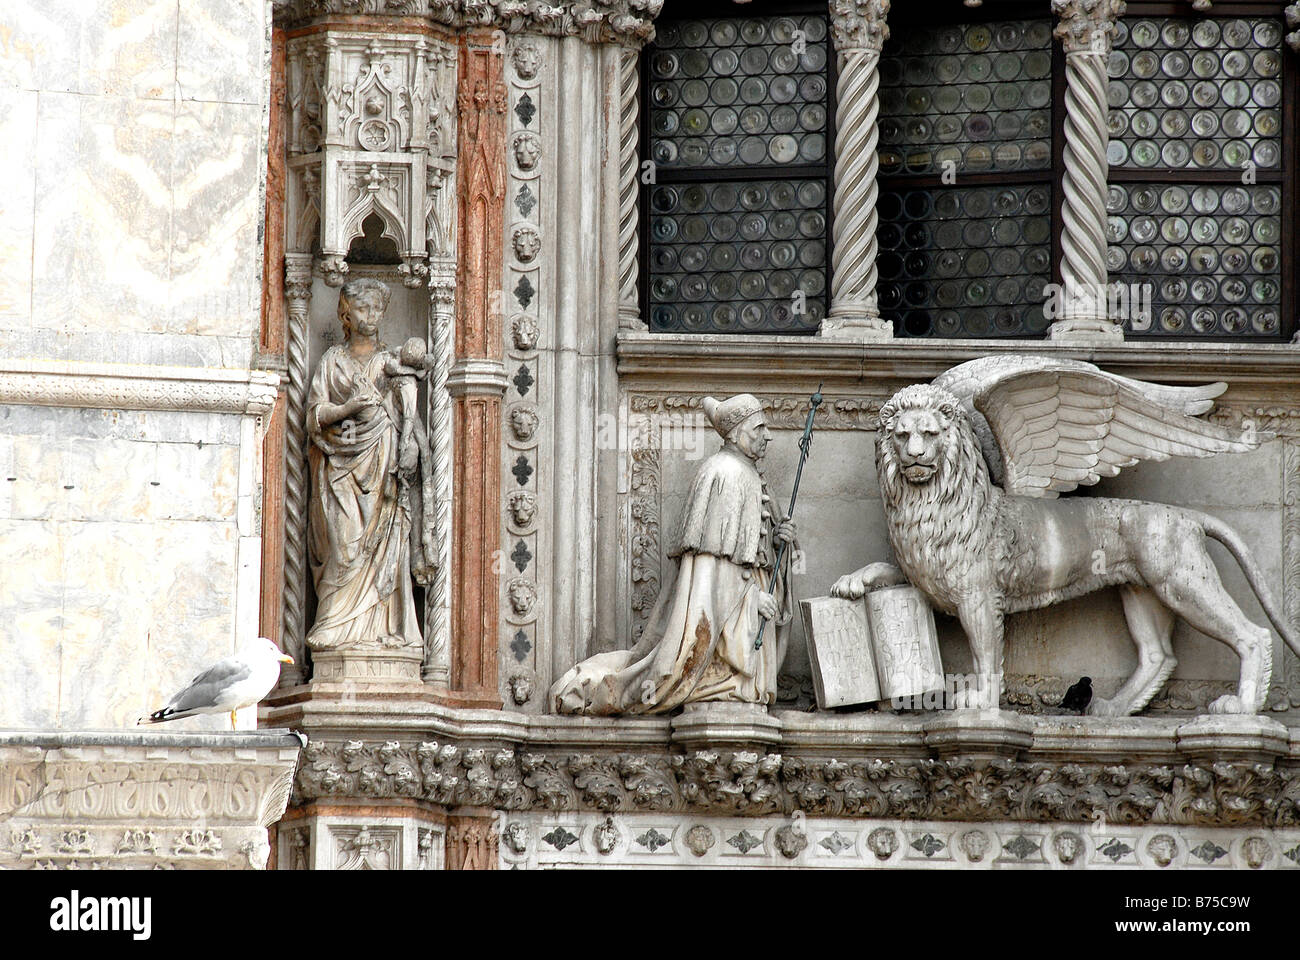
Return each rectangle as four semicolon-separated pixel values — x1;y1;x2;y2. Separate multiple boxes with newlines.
1048;317;1125;341
819;314;893;340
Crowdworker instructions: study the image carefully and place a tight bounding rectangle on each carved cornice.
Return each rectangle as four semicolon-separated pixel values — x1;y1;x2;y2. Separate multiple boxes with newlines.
294;738;1300;827
0;360;279;417
828;0;890;53
275;0;664;46
0;733;301;870
1052;0;1126;54
615;334;1300;391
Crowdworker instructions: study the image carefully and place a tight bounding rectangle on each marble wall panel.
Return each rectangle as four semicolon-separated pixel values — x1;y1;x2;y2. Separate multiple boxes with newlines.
76;0;177;100
0;404;243;446
0;88;37;328
0;0;85;94
30;91;174;334
169;100;263;339
0;329;254;369
56;518;238;729
0;519;64;727
1;434;238;523
175;0;266;105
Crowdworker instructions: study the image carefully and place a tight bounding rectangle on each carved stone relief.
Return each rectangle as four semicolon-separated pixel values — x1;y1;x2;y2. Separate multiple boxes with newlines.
500;34;546;708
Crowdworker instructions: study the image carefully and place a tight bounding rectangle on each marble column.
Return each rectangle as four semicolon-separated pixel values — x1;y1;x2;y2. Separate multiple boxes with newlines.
821;0;892;340
1050;0;1126;341
281;252;313;682
424;264;455;687
616;45;646;332
446;34;507;709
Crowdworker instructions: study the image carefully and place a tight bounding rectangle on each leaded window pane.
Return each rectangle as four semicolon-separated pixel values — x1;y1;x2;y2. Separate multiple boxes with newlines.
648;15;829;171
1106;183;1281;337
879;19;1054;176
878;184;1052;337
644;10;832;334
648;179;828;332
1107;18;1283;171
878;14;1054;338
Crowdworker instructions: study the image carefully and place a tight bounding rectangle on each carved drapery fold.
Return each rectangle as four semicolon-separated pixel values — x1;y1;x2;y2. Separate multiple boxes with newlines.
1050;0;1126;341
822;0;892;340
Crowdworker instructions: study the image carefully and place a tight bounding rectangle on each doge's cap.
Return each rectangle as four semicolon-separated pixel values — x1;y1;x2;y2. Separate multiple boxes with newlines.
702;394;764;439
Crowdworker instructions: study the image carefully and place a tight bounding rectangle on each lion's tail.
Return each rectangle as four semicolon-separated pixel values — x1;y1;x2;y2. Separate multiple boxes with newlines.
1197;512;1300;658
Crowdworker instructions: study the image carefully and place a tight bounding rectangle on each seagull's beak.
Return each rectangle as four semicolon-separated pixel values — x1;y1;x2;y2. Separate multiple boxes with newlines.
279;654;295;664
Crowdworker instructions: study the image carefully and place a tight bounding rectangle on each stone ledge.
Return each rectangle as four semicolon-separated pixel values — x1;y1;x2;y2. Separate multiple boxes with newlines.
616;333;1300;388
279;701;1300;827
0;359;279;416
0;729;302;870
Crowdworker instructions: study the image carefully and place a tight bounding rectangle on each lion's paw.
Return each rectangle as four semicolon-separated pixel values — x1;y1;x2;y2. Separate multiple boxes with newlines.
830;574;866;600
1208;694;1250;715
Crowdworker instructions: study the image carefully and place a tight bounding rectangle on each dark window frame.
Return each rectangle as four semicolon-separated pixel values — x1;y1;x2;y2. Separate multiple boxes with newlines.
639;0;838;335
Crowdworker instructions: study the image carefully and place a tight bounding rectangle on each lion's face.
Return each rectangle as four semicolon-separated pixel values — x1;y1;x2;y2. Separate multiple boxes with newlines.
887;407;949;484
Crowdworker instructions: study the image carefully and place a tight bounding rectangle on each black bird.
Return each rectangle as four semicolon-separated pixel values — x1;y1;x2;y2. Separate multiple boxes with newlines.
1059;676;1093;713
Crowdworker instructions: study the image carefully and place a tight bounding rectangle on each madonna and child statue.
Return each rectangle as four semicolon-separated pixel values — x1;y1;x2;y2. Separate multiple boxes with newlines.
305;279;437;682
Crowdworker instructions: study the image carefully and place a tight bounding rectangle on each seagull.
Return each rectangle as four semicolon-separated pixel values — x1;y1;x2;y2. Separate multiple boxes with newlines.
1059;676;1093;714
138;637;294;730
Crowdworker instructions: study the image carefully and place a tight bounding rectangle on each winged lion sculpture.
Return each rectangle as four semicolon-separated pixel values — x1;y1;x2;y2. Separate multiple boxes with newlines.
831;355;1298;717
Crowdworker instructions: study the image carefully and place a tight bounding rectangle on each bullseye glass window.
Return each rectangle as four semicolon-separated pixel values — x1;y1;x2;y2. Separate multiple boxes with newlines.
877;13;1056;338
643;9;833;333
1105;15;1290;339
879;184;1052;337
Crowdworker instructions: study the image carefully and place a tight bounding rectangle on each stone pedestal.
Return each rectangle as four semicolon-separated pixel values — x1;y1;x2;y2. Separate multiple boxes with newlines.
922;709;1036;761
311;646;426;685
1176;715;1291;765
0;730;300;870
671;702;782;750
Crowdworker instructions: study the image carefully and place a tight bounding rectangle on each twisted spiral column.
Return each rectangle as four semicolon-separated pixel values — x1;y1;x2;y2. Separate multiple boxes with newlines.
424;269;455;685
616;47;645;331
281;252;313;683
823;0;891;340
1051;0;1125;340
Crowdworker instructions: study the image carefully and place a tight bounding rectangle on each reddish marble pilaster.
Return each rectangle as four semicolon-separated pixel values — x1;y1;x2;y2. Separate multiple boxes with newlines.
259;28;295;680
446;811;499;870
444;34;507;709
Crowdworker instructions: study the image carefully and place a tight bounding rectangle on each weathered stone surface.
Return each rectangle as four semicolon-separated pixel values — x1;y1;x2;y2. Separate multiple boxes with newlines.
0;730;300;870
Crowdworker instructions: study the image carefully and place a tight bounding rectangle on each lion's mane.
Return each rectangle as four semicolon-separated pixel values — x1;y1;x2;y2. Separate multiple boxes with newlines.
875;384;997;610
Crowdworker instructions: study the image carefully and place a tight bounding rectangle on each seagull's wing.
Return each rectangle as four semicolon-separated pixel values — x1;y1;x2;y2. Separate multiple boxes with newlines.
160;655;254;717
971;367;1258;498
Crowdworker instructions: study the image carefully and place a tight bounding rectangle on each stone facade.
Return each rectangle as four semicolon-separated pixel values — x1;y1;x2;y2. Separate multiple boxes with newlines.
3;0;1300;872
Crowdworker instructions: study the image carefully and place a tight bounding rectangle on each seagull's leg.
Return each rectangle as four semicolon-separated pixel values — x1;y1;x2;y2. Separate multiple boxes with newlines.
231;710;238;730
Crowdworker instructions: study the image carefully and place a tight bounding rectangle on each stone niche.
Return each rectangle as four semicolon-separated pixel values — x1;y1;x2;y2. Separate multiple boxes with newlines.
0;731;301;870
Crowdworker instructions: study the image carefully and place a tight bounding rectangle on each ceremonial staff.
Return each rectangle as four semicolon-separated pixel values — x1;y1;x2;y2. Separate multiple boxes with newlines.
755;383;823;650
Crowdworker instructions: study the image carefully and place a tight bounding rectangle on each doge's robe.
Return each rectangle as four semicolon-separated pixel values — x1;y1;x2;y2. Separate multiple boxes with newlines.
551;448;792;715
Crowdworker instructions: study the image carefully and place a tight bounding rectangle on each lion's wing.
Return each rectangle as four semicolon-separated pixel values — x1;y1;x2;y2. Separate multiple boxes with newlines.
973;368;1259;498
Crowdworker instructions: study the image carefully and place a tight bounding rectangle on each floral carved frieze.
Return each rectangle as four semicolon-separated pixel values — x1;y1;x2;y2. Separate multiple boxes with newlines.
294;740;1300;828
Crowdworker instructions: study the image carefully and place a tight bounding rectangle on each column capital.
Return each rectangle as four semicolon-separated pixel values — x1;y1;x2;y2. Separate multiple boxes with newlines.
829;0;890;54
1052;0;1126;55
284;252;314;301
